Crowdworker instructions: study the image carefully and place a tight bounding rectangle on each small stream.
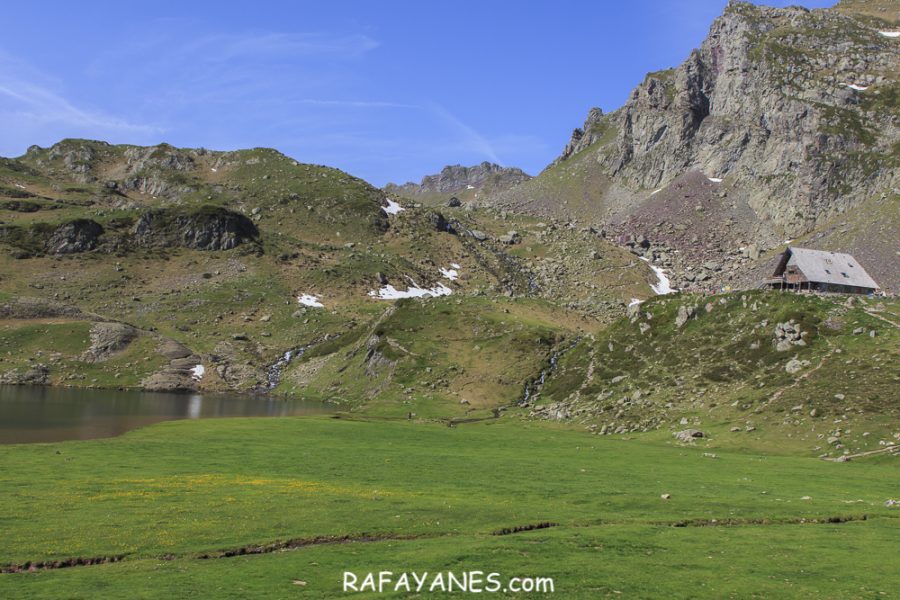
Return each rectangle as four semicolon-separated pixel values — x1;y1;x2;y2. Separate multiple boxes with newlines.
262;333;344;391
518;338;580;407
263;346;308;390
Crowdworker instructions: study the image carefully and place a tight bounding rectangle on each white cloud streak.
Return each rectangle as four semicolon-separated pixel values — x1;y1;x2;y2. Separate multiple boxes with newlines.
427;102;502;164
294;98;420;109
0;80;159;134
181;32;380;61
0;50;161;155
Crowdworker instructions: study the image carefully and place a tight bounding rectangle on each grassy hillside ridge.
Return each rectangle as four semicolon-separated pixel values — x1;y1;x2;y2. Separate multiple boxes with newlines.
3;140;391;247
275;296;581;419
1;140;653;399
528;290;899;456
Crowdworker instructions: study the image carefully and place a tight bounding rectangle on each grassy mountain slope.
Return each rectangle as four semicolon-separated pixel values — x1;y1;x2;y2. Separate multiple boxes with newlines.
0;140;652;404
529;290;899;457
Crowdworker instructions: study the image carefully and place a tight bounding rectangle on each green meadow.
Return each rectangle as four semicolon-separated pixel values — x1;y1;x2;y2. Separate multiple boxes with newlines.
1;416;897;598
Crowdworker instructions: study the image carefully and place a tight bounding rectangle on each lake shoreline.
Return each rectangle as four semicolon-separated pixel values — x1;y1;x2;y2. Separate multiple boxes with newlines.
0;384;335;444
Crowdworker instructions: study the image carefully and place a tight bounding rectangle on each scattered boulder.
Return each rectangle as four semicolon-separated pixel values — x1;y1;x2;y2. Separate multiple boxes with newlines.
675;304;697;328
774;320;806;351
498;231;520;245
428;211;453;233
674;429;705;443
626;302;642;322
785;358;809;374
447;197;461;207
158;338;193;359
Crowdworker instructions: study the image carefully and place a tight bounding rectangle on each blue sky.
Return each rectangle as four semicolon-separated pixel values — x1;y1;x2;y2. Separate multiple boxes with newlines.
0;0;833;186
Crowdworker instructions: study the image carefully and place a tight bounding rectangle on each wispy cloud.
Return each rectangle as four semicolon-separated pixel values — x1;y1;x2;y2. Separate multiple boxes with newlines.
0;80;159;134
181;32;379;61
0;50;161;155
294;98;419;109
80;28;383;117
427;102;502;164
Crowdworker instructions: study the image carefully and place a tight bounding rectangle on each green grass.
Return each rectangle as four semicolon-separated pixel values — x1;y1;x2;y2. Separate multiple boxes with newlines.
0;416;897;598
279;296;576;417
532;291;900;456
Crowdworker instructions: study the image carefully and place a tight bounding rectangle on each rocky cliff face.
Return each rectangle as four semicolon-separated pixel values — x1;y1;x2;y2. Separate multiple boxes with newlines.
133;206;259;251
558;1;898;236
386;162;531;203
45;219;105;254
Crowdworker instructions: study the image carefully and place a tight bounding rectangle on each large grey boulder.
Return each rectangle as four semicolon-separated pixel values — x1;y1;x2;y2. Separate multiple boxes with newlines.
674;429;705;443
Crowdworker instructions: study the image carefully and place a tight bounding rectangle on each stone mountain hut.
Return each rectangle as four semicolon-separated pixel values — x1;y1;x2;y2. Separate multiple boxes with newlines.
766;247;880;294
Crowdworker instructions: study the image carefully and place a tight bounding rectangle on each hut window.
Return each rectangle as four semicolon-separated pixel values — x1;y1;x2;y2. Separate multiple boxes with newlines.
824;269;831;274
841;272;849;278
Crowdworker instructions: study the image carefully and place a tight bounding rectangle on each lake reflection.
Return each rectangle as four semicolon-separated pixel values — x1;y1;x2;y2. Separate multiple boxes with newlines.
0;385;334;444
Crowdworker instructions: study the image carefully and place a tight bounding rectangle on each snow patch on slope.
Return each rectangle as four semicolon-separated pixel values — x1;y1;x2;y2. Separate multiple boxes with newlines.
383;199;405;215
369;282;453;300
640;257;676;295
298;294;324;308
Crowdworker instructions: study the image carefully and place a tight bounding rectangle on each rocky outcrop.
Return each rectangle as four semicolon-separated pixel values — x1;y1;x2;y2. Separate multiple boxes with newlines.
483;1;899;292
119;144;196;198
80;323;139;363
133;206;259;251
386;162;531;200
46;142;99;183
773;320;807;351
45;219;104;254
428;211;453;233
27;140;197;197
0;364;49;385
558;107;607;162
141;337;202;392
0;218;104;256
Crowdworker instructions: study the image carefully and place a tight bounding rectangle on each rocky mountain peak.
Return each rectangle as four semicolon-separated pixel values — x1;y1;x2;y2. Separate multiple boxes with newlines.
385;162;531;201
558;107;605;162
